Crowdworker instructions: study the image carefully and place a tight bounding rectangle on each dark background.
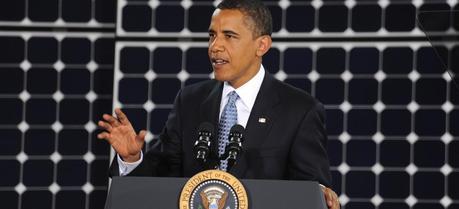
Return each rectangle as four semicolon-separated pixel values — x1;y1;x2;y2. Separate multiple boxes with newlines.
0;0;458;209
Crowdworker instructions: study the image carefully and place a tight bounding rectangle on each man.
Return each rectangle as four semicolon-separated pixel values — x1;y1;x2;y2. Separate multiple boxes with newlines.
98;0;340;208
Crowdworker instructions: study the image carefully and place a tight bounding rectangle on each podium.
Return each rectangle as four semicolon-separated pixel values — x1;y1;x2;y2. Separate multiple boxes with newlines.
104;176;327;209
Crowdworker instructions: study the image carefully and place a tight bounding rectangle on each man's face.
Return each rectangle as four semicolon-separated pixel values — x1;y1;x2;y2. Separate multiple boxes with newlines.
208;9;270;88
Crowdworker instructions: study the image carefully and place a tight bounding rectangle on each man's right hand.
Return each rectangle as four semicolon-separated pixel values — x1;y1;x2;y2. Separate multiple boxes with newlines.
97;108;146;162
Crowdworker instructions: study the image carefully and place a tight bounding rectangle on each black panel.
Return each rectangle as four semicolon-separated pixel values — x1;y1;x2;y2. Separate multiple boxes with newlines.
449;172;459;198
26;67;58;94
0;129;22;155
0;98;23;125
413;172;444;198
346;140;376;166
118;78;149;104
325;109;343;135
263;48;280;74
28;0;58;22
414;110;446;136
61;68;91;94
152;47;182;74
90;159;109;186
415;78;447;105
23;160;54;186
155;6;184;32
188;5;214;32
0;67;23;93
381;109;411;136
380;171;410;198
0;0;25;21
417;46;448;74
347;109;377;135
318;5;348;32
385;4;416;31
345;171;376;197
122;108;147;132
381;78;412;104
91;131;110;155
0;160;20;186
27;37;58;64
351;4;382;32
414;140;445;167
89;190;108;209
0;36;25;63
331;170;342;194
418;4;451;31
150;108;172;134
283;48;313;74
151;78;181;104
58;129;89;155
413;203;445;209
24;129;55;155
93;68;114;94
285;5;315;32
21;191;53;209
56;191;86;209
380;203;410;209
267;5;282;32
25;99;57;125
316;48;345;74
383;47;413;74
0;191;18;209
186;47;211;74
315;79;345;105
348;79;378;104
121;5;152;32
94;0;116;23
450;140;459;167
59;99;90;125
62;0;92;22
92;98;112;123
61;38;91;64
349;47;379;74
346;202;375;209
120;47;150;74
380;140;411;167
57;160;87;186
328;139;342;166
94;38;115;64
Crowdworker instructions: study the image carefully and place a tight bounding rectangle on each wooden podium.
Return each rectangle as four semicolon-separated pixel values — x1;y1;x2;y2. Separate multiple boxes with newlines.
105;175;327;209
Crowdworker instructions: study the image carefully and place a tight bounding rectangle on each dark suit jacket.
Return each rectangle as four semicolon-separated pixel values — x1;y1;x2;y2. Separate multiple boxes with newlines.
110;72;332;187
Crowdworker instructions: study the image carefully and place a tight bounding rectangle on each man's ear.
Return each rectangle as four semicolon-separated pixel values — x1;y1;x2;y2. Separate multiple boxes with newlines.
256;35;272;57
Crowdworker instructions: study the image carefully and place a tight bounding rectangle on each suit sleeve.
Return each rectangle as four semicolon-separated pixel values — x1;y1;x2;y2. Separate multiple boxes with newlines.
288;101;332;187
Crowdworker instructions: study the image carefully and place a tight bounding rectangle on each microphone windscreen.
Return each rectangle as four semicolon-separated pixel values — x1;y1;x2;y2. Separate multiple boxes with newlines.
229;124;245;134
198;122;214;134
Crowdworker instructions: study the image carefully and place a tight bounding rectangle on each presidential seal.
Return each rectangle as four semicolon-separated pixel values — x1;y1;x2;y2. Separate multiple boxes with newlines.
179;170;248;209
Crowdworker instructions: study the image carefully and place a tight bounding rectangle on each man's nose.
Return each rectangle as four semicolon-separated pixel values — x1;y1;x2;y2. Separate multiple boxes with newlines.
210;36;224;53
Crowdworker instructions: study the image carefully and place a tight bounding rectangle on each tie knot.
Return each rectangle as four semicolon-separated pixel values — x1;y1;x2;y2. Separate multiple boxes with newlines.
227;91;238;104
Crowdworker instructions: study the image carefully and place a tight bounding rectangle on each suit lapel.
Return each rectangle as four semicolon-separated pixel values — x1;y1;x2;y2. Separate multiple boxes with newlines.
231;73;281;176
199;82;223;169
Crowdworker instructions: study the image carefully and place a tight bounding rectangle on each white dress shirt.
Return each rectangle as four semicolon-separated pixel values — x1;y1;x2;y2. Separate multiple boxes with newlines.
117;66;266;176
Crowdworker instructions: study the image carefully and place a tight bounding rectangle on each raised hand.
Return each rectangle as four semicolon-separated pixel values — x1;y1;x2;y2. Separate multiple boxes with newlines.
97;108;146;162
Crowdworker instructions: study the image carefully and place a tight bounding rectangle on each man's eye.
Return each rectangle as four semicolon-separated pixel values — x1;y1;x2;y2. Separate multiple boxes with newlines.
225;34;233;38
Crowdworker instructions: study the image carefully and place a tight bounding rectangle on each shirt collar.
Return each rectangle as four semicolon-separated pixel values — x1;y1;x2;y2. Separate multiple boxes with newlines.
222;65;265;110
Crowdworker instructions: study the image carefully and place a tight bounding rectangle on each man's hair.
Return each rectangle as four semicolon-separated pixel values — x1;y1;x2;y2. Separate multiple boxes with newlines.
217;0;273;37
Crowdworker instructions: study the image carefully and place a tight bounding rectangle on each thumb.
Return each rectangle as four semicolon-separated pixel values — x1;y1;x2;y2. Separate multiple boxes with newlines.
136;130;147;142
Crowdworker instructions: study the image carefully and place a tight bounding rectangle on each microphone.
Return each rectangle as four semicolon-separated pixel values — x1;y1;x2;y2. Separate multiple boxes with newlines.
224;124;245;170
193;122;214;163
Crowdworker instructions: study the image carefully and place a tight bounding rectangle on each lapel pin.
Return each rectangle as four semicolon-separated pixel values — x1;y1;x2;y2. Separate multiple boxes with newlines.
258;117;266;123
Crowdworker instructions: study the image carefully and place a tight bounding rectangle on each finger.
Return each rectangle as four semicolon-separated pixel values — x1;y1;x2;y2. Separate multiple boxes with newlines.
325;188;333;207
98;120;113;132
103;114;120;127
115;108;131;125
136;130;147;142
97;132;111;141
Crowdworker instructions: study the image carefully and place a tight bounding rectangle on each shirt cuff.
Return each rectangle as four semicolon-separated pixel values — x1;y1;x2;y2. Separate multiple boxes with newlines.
117;152;143;176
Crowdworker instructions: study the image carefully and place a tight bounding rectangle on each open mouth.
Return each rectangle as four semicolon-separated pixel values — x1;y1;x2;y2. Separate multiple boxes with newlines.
211;58;229;66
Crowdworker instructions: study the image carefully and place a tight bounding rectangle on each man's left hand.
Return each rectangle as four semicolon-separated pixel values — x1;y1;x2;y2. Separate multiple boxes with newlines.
322;186;340;209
